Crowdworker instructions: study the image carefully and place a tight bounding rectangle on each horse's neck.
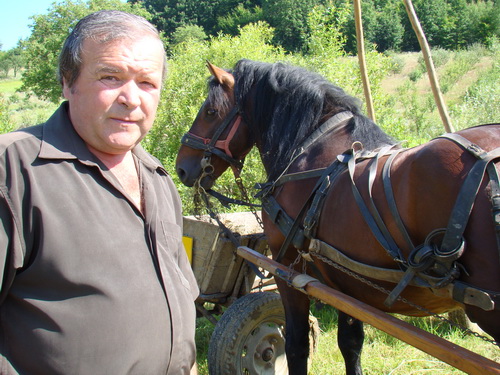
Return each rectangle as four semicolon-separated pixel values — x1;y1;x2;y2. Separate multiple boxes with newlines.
258;117;357;178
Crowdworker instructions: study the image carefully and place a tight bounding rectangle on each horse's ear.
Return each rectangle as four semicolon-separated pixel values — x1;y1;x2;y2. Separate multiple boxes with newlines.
206;61;234;90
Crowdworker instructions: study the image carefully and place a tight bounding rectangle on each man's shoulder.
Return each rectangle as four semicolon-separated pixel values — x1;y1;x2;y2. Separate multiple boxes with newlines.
133;145;169;174
0;125;44;156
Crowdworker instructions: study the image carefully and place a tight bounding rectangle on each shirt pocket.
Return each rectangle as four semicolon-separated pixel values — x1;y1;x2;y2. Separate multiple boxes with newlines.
159;220;192;291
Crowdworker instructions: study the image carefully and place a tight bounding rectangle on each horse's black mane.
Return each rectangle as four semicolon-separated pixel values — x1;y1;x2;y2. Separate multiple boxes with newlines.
208;59;395;178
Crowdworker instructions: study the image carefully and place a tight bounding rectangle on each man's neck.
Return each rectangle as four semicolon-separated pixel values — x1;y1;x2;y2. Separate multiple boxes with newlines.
89;146;143;212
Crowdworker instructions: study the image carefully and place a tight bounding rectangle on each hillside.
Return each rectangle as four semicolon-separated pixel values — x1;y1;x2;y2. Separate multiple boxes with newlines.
375;48;498;144
1;49;498;140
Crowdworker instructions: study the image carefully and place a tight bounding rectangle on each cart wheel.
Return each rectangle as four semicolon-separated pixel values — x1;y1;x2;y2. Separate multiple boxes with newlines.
208;291;319;375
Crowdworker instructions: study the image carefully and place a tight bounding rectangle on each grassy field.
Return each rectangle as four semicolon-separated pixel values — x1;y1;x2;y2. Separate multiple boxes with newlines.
0;79;22;93
0;75;58;132
1;49;499;374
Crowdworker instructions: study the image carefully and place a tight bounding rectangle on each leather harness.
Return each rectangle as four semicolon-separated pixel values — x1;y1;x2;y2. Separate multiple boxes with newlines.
182;109;500;311
258;129;500;311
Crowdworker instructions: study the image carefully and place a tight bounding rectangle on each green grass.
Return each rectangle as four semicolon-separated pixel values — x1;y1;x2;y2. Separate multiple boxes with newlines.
195;317;214;375
0;77;58;131
193;303;499;374
0;78;22;94
308;305;499;374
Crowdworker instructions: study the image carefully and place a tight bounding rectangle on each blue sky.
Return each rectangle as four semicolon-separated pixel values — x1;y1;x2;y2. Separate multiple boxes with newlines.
0;0;57;50
0;0;127;51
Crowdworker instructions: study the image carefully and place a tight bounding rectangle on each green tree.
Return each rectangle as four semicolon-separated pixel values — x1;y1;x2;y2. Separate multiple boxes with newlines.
131;0;263;44
400;0;451;51
262;0;320;52
371;1;404;51
465;0;500;47
6;47;25;77
171;24;208;46
19;0;149;103
217;4;264;36
307;0;348;57
0;51;8;76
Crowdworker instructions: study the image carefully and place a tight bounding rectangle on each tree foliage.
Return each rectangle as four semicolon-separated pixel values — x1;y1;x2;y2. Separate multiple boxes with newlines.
0;47;25;77
217;4;264;36
19;0;150;103
131;0;499;54
171;24;208;45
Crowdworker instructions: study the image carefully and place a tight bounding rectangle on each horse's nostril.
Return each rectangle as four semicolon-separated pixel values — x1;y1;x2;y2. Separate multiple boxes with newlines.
176;167;186;181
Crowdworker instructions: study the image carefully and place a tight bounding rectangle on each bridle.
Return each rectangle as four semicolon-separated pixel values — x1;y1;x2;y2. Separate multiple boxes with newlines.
180;103;264;236
180;106;246;172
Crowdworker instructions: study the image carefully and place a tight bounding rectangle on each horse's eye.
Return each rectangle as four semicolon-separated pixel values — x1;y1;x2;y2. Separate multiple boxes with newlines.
206;108;218;116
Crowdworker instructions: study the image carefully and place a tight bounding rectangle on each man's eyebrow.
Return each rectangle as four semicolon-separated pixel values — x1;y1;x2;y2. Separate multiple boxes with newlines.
95;66;122;74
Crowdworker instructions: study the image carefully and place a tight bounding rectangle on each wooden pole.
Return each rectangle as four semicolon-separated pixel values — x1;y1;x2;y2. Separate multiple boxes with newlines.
353;0;376;122
237;246;500;375
402;0;454;133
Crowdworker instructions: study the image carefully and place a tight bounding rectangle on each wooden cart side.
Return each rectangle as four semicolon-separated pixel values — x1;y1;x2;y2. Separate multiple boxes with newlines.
183;212;269;304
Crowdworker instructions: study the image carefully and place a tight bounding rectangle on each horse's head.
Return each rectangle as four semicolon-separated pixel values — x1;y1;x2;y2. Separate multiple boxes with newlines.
176;62;254;189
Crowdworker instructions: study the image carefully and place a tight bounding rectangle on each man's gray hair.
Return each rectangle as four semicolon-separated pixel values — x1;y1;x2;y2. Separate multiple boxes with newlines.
58;10;166;88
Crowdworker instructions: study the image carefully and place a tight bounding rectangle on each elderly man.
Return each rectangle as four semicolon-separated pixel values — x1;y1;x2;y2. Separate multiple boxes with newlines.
0;10;198;374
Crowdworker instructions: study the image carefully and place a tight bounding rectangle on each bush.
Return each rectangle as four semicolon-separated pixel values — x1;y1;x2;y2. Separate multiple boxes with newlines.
171;24;207;46
0;94;14;133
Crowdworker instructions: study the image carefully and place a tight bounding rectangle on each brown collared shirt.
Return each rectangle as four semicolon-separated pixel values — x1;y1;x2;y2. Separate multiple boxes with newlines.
0;102;199;374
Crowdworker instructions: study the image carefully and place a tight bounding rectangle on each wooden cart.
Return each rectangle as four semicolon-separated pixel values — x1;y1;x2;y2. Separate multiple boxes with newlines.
182;212;318;375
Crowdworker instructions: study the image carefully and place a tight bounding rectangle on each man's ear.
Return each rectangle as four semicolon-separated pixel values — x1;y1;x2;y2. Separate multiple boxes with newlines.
61;78;70;99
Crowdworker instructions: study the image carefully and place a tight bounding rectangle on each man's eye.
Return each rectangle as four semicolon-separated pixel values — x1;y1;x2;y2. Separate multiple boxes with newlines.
140;81;156;88
101;76;119;81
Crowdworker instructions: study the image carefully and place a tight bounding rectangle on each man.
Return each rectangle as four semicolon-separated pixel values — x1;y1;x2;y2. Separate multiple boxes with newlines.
0;10;198;374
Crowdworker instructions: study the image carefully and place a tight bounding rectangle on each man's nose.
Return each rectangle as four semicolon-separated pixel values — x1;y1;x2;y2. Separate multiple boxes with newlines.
117;81;141;108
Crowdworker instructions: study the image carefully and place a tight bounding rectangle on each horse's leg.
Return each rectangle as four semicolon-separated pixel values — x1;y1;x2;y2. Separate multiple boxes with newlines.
275;278;311;375
338;311;364;375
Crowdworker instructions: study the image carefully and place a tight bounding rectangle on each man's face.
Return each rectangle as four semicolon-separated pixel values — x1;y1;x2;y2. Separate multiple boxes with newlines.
63;35;165;156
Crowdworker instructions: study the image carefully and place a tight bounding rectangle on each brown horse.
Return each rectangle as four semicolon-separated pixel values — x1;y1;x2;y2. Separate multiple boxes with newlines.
176;59;500;375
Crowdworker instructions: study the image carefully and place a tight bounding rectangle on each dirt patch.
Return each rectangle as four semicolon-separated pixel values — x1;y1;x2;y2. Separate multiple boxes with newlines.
380;52;420;95
444;57;494;104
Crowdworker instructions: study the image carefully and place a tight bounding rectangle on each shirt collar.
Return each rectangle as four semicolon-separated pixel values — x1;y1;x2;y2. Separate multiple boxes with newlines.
39;101;91;161
38;102;165;172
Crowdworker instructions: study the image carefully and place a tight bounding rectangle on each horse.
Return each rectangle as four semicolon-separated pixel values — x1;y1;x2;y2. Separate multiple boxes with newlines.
175;59;500;375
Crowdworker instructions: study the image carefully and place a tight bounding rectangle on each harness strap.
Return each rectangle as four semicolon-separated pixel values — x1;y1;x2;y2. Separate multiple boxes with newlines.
270;111;354;192
181;133;245;169
309;238;496;311
207;189;261;208
437;134;500;254
347;147;405;262
261;194;306;254
303;159;349;239
383;150;415;251
271;156;350;263
274;168;328;186
294;111;354;156
487;162;500;262
213;116;242;158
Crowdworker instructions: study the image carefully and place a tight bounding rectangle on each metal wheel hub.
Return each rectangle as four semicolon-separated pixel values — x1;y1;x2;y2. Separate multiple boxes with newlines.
241;322;287;374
